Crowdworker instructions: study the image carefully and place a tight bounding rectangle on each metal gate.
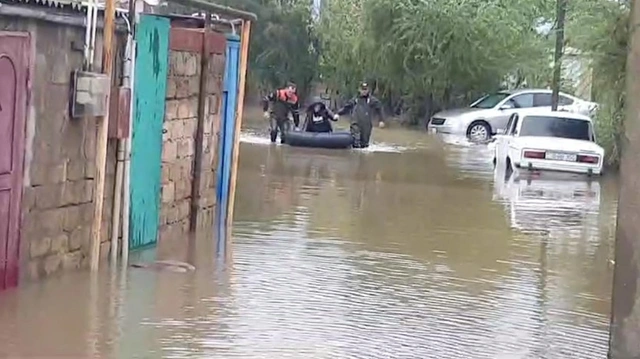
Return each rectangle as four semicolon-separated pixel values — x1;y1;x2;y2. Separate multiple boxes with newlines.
0;33;28;290
215;34;240;249
216;34;240;214
129;15;170;250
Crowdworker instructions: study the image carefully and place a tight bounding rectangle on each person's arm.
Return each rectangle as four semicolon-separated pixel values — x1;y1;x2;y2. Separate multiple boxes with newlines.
336;97;356;116
302;111;311;131
291;100;300;126
325;108;338;121
262;91;276;112
371;96;385;125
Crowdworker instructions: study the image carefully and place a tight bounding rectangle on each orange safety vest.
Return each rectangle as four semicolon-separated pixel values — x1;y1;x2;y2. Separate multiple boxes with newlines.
276;89;298;104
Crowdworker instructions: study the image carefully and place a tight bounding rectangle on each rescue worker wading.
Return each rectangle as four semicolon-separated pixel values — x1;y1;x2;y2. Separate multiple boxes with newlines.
336;82;385;148
262;82;300;144
303;97;339;133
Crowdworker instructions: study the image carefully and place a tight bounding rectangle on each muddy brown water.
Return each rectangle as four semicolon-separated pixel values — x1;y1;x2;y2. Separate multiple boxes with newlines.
0;126;618;358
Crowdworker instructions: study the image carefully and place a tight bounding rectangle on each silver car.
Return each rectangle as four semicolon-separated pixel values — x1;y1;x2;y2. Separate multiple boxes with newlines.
427;89;598;142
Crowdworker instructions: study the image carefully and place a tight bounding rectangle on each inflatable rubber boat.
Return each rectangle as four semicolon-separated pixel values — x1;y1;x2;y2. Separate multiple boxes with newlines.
284;130;353;149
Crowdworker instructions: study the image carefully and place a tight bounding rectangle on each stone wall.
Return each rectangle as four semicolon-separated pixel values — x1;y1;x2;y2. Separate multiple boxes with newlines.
160;51;199;241
0;14;120;281
160;45;225;242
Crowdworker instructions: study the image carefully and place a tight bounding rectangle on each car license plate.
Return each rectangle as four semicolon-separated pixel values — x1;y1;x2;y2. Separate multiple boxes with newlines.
429;128;437;134
546;152;577;162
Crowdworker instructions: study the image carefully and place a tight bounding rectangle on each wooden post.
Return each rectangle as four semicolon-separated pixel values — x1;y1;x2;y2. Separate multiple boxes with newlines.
550;0;566;110
190;12;211;231
225;20;252;232
89;0;117;271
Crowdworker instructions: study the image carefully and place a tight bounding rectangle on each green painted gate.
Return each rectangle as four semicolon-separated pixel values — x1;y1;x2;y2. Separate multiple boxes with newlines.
129;15;170;250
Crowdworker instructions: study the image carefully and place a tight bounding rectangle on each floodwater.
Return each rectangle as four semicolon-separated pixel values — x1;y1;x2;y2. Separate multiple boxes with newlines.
0;123;619;358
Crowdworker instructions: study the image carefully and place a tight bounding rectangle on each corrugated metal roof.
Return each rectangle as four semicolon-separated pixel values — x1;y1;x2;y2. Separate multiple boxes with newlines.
7;0;85;10
2;0;130;11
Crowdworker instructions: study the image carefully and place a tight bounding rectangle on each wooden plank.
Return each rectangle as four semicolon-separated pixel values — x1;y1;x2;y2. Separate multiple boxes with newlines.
169;28;202;53
169;27;226;54
129;15;170;250
205;31;226;55
189;13;210;231
108;86;131;139
225;20;251;232
89;0;116;271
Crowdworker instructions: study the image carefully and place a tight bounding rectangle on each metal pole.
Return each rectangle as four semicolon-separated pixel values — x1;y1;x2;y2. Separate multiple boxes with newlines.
551;0;566;111
89;0;117;271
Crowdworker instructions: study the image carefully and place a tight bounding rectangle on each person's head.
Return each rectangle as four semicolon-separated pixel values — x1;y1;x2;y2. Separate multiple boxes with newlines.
285;81;297;96
358;81;370;97
308;97;325;114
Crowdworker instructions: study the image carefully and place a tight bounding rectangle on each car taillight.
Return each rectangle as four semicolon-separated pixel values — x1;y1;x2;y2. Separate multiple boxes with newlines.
523;150;545;159
578;155;599;164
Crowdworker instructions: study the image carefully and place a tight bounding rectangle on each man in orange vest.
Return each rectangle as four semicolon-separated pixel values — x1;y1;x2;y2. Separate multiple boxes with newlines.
262;82;300;144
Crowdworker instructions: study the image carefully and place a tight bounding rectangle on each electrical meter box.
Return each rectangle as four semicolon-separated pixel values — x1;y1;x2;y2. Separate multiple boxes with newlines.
71;70;110;118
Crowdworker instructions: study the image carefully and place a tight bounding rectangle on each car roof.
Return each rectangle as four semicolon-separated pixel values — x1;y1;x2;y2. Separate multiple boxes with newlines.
514;109;593;122
499;88;573;97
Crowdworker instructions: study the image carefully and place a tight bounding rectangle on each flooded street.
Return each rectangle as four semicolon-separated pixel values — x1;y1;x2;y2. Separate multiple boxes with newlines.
0;126;618;358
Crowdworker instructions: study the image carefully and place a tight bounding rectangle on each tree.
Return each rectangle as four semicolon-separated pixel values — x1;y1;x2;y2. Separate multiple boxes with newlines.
566;0;630;167
217;0;320;101
317;0;555;124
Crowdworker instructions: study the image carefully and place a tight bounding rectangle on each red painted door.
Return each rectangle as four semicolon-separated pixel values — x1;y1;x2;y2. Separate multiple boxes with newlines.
0;33;28;291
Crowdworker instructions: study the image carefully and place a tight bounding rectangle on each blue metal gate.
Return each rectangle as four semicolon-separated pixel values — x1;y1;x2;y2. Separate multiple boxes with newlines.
215;33;240;248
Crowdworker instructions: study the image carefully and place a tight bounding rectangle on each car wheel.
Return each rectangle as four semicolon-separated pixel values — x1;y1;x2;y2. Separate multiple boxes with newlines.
467;121;491;142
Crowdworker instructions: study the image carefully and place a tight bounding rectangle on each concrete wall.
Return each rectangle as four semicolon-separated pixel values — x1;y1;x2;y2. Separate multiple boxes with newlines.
159;45;225;243
0;13;119;281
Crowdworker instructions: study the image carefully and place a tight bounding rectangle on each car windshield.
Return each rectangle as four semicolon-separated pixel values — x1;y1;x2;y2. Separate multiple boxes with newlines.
470;92;510;109
519;116;593;141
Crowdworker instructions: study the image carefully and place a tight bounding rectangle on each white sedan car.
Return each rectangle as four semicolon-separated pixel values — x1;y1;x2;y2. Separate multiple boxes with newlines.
493;110;604;176
428;89;599;142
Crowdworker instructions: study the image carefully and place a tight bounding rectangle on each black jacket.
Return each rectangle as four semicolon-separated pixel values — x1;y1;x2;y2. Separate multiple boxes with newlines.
304;100;337;133
337;95;384;126
262;89;300;123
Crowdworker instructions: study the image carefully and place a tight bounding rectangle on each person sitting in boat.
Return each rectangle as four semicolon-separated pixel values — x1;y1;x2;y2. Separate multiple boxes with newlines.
303;97;339;133
262;81;300;143
336;81;385;148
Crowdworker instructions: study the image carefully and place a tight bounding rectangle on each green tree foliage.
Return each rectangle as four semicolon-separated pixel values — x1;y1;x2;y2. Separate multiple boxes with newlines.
566;0;629;167
317;0;555;123
217;0;319;100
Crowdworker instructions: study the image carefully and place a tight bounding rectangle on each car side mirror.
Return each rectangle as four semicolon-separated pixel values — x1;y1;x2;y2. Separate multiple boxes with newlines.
498;105;512;111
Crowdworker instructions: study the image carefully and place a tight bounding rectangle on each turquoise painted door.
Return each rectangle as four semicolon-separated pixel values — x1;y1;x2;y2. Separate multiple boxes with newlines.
129;15;170;250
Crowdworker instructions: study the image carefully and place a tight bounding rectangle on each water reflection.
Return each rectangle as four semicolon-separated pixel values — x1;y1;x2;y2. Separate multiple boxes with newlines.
0;129;617;359
493;171;601;238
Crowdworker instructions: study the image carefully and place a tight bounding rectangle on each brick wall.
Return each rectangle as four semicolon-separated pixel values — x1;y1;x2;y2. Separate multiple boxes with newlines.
159;45;225;242
0;15;120;281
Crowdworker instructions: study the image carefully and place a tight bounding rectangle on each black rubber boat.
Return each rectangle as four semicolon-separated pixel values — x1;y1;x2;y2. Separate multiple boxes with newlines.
284;130;353;149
